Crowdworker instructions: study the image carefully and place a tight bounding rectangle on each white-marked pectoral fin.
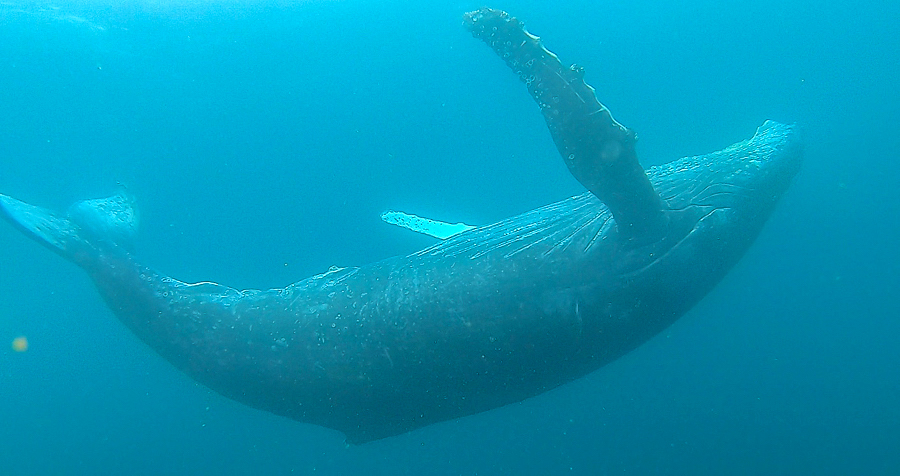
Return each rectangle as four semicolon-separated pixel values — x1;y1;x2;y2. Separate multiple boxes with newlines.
380;210;475;240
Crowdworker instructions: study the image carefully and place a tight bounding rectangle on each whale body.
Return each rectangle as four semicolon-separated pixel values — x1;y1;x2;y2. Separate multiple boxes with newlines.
0;8;801;444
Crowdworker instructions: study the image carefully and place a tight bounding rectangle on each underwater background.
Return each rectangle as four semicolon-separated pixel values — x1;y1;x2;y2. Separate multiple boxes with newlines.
0;0;897;474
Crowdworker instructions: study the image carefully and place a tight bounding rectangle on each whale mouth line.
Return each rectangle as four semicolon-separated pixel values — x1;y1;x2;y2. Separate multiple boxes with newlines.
620;206;733;279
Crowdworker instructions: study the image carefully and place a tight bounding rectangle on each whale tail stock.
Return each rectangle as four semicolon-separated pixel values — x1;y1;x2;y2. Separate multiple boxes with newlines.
0;193;138;267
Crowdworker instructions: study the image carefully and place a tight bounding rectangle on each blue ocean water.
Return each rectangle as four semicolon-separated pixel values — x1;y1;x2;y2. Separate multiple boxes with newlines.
0;0;897;474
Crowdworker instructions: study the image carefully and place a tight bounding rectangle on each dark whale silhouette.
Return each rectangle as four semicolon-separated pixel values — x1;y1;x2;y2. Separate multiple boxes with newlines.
0;8;801;444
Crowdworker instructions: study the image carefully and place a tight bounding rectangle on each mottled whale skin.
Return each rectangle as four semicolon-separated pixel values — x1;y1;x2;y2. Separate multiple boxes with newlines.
0;9;801;444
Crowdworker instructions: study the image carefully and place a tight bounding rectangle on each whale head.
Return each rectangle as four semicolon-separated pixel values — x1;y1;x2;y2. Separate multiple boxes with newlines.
654;120;801;218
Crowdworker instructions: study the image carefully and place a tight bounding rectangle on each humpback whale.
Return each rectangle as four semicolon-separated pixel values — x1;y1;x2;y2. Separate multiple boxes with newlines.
0;8;801;444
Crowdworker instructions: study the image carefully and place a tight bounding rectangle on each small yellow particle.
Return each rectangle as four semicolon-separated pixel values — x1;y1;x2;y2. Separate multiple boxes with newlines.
12;336;28;352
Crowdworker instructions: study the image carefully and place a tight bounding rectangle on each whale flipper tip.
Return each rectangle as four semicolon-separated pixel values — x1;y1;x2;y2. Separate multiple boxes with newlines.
381;210;475;240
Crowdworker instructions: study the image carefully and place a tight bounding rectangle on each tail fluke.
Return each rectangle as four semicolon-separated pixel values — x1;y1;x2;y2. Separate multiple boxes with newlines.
0;193;138;263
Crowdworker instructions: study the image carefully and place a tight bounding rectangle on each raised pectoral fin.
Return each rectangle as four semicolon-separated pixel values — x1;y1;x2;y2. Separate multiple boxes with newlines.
463;8;665;240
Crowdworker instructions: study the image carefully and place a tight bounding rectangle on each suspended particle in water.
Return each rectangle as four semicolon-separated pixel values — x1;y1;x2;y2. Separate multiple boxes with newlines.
11;336;28;352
